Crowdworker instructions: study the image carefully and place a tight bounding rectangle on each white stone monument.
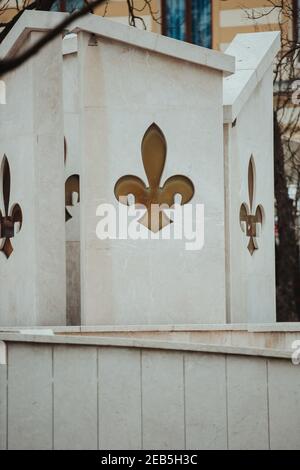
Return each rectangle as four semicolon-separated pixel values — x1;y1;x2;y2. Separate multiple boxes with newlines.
0;12;280;327
3;14;300;453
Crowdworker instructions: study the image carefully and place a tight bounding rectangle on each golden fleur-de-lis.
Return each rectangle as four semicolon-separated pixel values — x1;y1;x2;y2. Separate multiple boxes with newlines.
0;155;23;259
239;157;263;255
114;123;194;232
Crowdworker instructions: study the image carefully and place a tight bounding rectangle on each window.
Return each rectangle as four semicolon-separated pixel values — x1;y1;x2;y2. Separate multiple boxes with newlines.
51;0;84;12
162;0;212;48
293;0;300;43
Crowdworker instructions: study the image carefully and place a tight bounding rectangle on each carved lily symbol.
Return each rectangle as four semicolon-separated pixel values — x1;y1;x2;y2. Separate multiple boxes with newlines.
114;123;194;232
0;156;23;258
239;157;263;255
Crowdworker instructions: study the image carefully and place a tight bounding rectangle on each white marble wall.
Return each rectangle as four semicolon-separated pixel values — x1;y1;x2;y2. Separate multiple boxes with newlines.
77;31;228;325
0;33;66;326
1;340;299;450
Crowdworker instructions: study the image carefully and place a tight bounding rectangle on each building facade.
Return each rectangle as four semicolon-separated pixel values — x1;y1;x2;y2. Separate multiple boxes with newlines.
59;0;294;51
1;1;296;51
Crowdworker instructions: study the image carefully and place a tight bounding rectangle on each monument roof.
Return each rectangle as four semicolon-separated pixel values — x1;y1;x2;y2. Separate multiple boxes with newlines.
223;31;281;123
0;10;235;76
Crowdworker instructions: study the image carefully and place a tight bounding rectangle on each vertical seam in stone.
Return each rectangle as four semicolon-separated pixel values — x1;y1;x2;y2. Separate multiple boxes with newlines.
266;359;271;450
97;347;100;451
223;123;231;323
6;344;8;450
140;349;143;450
52;345;54;450
225;355;229;450
183;353;187;450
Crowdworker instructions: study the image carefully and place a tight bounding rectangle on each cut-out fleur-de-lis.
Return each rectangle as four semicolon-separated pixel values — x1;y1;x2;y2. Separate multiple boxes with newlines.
0;156;23;259
239;157;263;255
64;137;80;222
114;123;194;232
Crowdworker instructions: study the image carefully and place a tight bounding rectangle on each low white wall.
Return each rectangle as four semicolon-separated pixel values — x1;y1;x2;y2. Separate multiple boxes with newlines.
0;334;299;450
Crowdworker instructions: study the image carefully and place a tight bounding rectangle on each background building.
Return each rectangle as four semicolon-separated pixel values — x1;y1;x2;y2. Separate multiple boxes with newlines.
53;1;294;51
1;1;296;50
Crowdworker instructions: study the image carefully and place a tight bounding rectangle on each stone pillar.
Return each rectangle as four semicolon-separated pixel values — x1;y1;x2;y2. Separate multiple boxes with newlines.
63;35;81;325
76;23;234;325
0;32;66;326
223;32;280;323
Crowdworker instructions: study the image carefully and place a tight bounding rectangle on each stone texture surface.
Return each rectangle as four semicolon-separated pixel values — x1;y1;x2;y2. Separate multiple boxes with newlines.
66;242;81;325
268;359;300;450
53;345;98;450
142;350;185;449
227;355;269;449
0;364;7;450
7;343;52;450
98;347;141;450
185;353;227;449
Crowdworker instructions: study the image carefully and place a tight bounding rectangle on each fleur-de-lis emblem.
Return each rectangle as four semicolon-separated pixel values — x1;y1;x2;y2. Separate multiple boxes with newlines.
114;123;194;232
0;156;23;258
64;137;80;222
239;157;263;255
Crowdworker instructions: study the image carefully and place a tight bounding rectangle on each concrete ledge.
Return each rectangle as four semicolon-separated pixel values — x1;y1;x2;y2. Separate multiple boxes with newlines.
1;322;300;333
0;331;294;360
